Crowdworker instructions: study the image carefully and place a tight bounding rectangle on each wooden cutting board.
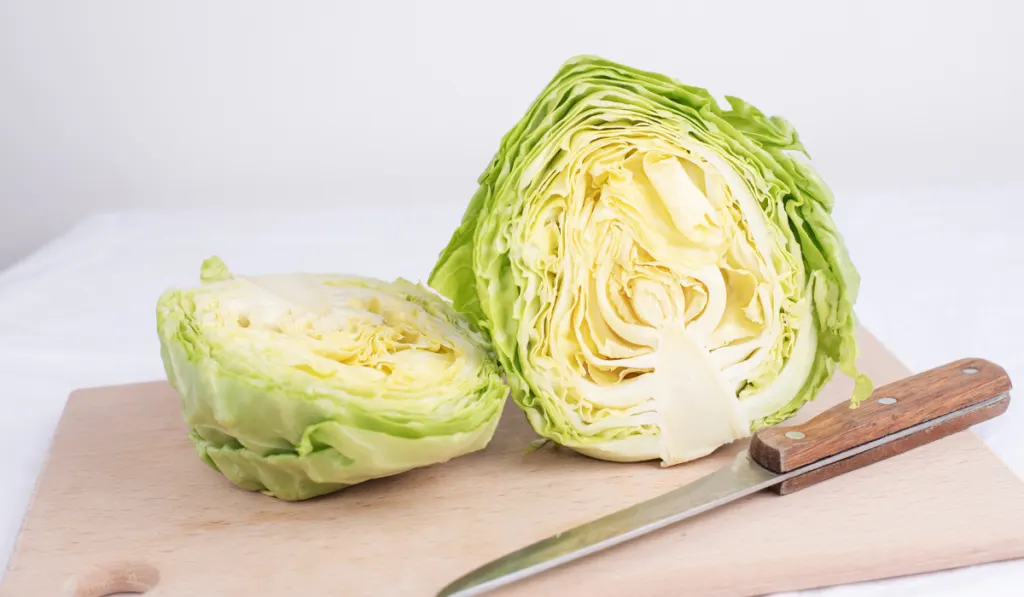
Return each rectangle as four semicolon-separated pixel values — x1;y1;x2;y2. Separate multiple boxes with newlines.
3;328;1023;597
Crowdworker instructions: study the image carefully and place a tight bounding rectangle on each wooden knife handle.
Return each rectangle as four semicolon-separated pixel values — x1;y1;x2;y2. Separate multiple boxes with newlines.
749;358;1012;495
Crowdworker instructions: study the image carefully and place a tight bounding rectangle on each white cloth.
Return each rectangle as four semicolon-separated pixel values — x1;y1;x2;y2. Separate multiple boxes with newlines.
1;186;1022;594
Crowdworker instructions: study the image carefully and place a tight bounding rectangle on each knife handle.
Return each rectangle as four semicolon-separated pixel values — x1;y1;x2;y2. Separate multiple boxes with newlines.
749;358;1012;495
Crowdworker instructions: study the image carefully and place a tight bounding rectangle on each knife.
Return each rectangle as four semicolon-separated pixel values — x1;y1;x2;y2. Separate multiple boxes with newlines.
437;358;1012;597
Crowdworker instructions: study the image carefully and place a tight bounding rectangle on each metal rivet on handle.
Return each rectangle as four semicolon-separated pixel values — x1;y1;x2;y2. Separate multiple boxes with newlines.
784;431;806;440
877;397;897;405
962;367;980;375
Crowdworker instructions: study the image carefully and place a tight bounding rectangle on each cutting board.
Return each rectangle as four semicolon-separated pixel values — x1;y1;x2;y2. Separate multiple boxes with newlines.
3;328;1024;597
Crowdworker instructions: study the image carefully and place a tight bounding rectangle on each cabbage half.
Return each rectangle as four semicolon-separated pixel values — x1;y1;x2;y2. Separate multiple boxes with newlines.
430;56;870;465
157;258;507;500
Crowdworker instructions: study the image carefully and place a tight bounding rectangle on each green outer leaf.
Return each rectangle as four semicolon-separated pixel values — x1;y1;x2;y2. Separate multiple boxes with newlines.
200;255;233;282
156;266;508;501
428;55;871;449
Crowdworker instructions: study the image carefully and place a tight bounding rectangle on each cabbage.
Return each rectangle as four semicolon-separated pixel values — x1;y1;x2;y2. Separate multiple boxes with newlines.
156;257;507;500
430;56;871;465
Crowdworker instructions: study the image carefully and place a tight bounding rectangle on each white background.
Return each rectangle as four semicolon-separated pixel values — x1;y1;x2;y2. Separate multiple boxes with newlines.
1;0;1022;267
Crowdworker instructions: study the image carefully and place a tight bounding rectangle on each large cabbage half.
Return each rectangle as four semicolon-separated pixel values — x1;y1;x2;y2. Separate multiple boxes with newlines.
430;56;870;465
157;258;507;500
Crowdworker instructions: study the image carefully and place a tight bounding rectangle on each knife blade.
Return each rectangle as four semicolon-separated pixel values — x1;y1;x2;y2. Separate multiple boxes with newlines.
437;358;1012;597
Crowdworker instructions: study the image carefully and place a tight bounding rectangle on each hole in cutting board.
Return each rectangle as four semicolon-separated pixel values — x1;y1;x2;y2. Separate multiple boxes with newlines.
65;560;159;597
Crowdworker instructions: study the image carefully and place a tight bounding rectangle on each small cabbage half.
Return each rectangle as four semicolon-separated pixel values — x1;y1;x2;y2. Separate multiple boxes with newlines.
430;56;871;465
157;258;507;500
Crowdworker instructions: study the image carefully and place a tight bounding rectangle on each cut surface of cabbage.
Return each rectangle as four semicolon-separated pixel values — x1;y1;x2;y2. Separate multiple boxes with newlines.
430;56;870;465
157;258;507;499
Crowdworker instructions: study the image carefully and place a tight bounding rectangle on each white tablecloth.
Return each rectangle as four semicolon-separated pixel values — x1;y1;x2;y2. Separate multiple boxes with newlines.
1;186;1022;595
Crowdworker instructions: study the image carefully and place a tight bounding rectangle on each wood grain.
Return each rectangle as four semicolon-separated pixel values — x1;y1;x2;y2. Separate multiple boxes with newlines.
1;329;1023;597
750;358;1012;475
770;393;1011;495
